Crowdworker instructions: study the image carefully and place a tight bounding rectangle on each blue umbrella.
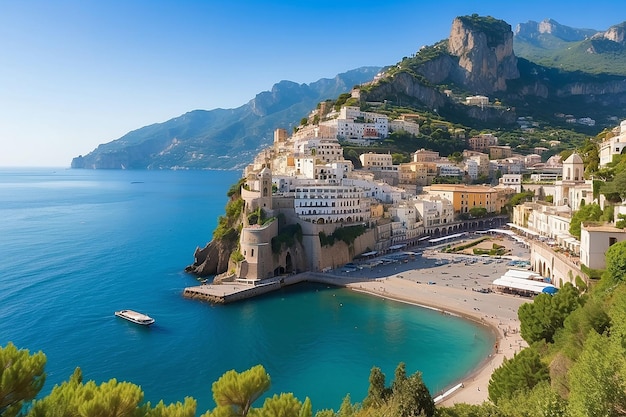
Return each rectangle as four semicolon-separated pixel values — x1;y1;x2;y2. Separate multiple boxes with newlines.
542;286;558;294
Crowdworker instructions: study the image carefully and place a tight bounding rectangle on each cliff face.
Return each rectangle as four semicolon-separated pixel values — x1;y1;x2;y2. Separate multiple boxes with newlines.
448;16;519;93
600;23;626;44
185;239;234;277
363;72;448;110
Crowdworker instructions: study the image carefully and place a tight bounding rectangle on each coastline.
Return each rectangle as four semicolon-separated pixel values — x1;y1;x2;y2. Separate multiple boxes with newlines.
316;243;531;406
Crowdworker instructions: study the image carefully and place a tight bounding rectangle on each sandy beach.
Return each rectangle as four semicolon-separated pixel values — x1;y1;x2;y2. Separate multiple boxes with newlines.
329;236;531;406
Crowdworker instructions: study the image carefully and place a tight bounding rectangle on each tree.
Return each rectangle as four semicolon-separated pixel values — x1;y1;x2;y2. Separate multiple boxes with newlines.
258;393;309;417
605;240;626;283
391;371;434;417
448;151;463;163
554;297;610;361
208;365;271;417
568;332;626;417
569;203;602;239
363;366;388;408
496;381;567;417
488;348;549;404
469;207;487;218
0;342;46;417
29;367;197;417
518;283;581;344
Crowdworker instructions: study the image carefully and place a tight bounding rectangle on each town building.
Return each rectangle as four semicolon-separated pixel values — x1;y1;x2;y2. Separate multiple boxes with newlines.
599;119;626;167
427;184;500;214
553;153;593;211
580;224;626;270
359;152;393;169
468;133;498;152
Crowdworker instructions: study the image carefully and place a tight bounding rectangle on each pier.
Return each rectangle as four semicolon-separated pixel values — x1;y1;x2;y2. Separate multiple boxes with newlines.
183;272;357;304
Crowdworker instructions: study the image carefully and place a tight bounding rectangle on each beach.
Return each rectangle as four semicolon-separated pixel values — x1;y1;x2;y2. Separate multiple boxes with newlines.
332;236;531;405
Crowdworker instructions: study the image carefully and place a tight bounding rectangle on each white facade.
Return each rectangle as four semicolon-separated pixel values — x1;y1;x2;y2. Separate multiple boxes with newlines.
320;106;389;142
293;183;370;224
294;138;344;163
437;164;462;177
554;153;593;211
390;203;424;243
499;174;523;193
413;196;455;231
465;159;479;180
580;225;626;270
389;119;420;136
599;120;626;167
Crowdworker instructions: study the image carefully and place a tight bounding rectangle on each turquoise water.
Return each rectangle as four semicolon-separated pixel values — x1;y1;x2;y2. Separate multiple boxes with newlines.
0;168;493;413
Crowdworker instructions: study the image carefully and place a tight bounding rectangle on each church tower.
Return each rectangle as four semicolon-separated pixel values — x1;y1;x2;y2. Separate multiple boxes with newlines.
562;153;584;182
258;166;273;210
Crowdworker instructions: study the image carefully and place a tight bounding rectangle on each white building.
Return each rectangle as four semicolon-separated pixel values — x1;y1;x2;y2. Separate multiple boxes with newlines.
294;138;344;164
437;164;463;177
390;202;424;243
499;174;523;193
413;196;455;233
465;95;489;106
319;106;389;143
388;119;420;136
554;153;593;211
293;183;370;224
599;120;626;167
465;159;479;180
580;224;626;269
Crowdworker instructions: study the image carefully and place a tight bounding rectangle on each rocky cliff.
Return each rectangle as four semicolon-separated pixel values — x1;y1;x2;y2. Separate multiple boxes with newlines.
185;238;235;277
359;15;626;129
448;15;519;93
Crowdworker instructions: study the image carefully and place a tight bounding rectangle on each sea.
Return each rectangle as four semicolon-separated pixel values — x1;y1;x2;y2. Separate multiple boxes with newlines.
0;168;493;413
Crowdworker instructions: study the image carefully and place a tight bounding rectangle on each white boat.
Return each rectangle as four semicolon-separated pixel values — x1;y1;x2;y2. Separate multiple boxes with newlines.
115;309;155;326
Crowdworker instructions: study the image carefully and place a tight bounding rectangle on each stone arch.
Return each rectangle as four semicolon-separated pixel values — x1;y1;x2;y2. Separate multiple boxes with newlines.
317;218;325;224
347;216;353;223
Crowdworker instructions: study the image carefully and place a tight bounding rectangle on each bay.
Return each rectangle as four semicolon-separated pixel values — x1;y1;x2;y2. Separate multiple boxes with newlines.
0;168;493;413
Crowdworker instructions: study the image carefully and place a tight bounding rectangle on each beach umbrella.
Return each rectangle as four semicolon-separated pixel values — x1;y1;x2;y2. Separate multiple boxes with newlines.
542;286;558;295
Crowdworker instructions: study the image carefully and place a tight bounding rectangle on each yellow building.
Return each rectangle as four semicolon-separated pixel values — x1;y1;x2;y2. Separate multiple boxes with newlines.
428;184;503;214
399;161;438;186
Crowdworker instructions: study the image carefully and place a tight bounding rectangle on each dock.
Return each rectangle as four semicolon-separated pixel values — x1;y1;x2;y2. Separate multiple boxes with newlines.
183;272;356;304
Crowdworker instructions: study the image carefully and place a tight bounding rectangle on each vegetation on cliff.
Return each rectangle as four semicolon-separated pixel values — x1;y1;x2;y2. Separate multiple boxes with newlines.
318;225;366;247
271;223;303;254
457;14;512;48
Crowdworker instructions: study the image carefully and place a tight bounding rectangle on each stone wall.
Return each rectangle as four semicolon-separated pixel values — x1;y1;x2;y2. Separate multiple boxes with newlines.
529;241;588;287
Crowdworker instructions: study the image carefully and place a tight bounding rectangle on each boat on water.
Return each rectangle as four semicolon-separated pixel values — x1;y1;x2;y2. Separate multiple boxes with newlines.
115;309;155;326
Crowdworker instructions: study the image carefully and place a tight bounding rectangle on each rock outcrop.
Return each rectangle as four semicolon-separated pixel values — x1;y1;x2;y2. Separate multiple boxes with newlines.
185;239;234;277
598;22;626;44
448;16;519;93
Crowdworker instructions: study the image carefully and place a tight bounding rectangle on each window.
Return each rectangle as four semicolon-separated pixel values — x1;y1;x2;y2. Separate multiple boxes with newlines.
609;237;617;247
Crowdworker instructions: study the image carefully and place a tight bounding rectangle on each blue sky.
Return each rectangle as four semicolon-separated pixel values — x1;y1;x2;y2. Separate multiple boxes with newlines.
0;0;622;167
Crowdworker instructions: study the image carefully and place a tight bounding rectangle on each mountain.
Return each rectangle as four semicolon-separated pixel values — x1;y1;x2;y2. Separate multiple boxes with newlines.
357;15;626;131
71;67;380;170
514;19;626;75
74;16;626;171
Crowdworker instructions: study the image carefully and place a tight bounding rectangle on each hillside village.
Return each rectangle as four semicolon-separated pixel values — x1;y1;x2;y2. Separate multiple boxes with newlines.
190;91;626;292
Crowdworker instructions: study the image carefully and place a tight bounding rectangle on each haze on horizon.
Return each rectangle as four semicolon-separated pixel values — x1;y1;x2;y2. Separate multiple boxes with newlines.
0;0;621;167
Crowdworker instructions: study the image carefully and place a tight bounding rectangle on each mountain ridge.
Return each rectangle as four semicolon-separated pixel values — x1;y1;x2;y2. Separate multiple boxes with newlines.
71;67;381;170
73;15;626;170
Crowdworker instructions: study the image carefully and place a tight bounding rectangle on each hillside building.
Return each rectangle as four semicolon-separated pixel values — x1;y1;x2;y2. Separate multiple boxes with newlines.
599;119;626;167
468;133;498;152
